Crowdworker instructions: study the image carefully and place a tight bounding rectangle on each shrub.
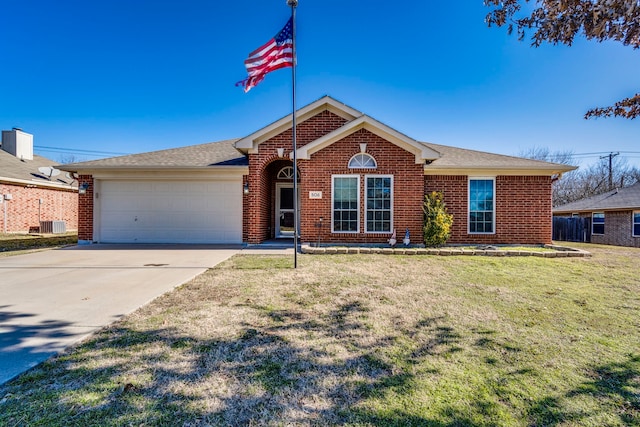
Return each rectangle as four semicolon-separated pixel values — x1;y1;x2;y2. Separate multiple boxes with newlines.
422;191;453;247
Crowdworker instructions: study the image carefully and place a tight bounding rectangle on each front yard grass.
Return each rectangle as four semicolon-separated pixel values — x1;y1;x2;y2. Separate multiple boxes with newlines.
0;232;77;255
1;243;638;426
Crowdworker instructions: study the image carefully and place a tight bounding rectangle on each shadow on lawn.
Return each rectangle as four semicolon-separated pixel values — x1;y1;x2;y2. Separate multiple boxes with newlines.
528;355;640;426
1;300;638;426
0;301;476;426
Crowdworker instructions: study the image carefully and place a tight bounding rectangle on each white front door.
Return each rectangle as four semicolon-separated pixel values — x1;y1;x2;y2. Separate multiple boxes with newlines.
275;183;297;238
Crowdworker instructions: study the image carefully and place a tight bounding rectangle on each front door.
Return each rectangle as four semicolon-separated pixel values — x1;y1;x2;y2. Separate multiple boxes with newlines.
276;183;296;238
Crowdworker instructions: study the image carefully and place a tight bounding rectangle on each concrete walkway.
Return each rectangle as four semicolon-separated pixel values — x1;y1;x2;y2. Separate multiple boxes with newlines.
0;244;240;385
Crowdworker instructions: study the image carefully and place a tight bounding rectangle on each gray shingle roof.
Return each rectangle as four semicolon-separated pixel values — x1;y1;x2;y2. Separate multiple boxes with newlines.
422;142;575;172
0;149;76;187
59;137;574;174
553;182;640;212
59;139;246;171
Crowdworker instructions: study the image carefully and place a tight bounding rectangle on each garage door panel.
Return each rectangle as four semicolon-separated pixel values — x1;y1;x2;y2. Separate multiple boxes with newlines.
98;180;242;244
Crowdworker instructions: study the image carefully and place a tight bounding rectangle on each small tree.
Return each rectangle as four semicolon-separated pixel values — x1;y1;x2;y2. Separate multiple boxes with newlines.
422;191;453;247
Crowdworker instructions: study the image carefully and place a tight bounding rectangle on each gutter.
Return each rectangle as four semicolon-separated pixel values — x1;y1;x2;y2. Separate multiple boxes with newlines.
0;176;77;191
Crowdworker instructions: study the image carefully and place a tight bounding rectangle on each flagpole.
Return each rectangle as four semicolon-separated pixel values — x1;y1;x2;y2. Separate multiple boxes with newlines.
288;0;299;268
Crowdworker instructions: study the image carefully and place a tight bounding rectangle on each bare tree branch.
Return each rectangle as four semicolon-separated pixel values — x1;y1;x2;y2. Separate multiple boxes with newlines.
485;0;640;119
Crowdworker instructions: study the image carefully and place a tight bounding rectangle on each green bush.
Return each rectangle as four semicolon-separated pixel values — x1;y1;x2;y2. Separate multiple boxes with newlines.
422;191;453;247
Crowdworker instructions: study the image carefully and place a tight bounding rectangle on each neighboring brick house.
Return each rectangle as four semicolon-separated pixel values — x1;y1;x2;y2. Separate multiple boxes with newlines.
553;182;640;248
61;96;574;246
0;129;78;233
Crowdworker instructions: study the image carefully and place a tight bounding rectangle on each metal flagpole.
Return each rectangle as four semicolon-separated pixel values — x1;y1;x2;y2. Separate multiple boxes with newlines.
287;0;299;268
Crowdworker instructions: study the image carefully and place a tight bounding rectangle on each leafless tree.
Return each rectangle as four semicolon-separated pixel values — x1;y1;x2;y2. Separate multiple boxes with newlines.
58;154;86;164
520;146;640;205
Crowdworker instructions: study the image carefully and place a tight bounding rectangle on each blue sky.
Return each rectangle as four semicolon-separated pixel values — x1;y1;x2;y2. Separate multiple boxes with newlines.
1;0;638;168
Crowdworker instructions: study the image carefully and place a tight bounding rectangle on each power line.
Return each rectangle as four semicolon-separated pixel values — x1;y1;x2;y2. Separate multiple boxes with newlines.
34;145;131;156
571;151;640;157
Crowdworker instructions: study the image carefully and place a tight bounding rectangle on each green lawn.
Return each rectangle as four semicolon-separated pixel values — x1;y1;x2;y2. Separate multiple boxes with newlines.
1;243;638;426
0;232;77;255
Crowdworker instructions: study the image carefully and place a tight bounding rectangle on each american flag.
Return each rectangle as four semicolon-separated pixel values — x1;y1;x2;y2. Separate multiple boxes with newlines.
236;17;294;92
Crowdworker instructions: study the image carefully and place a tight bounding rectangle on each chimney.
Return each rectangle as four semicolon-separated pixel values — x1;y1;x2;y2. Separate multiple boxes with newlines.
1;128;34;161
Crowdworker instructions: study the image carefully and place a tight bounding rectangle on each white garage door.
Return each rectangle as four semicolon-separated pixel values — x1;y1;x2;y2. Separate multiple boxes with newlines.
98;180;242;244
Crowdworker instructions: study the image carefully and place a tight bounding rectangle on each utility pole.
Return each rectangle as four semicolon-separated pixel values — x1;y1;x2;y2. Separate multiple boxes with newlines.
600;152;619;189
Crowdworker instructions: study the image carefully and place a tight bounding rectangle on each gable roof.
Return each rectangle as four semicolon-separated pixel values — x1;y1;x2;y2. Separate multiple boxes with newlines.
237;95;441;163
235;96;362;153
59;139;246;173
297;115;441;164
0;149;76;189
553;181;640;213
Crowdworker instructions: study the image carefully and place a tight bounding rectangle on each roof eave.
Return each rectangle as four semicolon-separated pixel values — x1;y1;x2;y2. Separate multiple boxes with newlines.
61;165;249;175
554;206;640;213
423;166;575;176
0;176;78;190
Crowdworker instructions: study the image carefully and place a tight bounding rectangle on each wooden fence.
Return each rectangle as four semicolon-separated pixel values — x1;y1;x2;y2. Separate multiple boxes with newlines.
552;216;591;242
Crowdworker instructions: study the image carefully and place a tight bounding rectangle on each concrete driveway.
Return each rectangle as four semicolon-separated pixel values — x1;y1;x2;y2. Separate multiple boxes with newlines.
0;244;240;385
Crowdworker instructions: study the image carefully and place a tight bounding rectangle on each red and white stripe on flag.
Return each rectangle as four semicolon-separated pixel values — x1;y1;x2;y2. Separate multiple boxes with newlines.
236;17;294;92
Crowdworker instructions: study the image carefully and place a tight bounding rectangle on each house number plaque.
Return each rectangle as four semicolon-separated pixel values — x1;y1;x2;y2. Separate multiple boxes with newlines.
309;191;322;199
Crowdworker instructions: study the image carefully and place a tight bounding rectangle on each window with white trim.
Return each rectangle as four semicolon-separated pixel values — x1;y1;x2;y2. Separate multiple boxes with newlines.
633;211;640;237
469;178;495;234
277;166;296;180
348;153;377;169
592;212;605;235
332;175;359;232
365;175;393;232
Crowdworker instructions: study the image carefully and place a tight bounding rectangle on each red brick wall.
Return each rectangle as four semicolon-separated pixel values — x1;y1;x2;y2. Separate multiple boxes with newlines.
245;110;349;244
425;175;553;245
72;110;556;246
590;210;640;247
299;129;424;244
77;175;93;241
0;182;77;233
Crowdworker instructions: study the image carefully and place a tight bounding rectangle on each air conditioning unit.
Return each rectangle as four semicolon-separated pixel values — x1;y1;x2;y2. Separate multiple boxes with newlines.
40;220;66;234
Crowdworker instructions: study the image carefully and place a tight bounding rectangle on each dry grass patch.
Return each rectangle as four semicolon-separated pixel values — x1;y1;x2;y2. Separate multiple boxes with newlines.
1;246;639;426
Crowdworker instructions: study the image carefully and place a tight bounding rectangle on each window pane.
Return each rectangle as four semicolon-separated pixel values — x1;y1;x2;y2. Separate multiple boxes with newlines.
333;176;358;232
280;187;294;210
469;179;494;234
592;213;605;235
349;153;377;169
365;176;392;232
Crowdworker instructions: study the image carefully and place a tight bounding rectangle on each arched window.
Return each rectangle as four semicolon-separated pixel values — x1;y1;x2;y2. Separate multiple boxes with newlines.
348;153;377;169
277;166;295;180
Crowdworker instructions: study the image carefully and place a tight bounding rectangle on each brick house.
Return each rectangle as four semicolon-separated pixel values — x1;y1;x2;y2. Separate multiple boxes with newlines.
0;129;78;233
553;182;640;248
61;96;574;246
